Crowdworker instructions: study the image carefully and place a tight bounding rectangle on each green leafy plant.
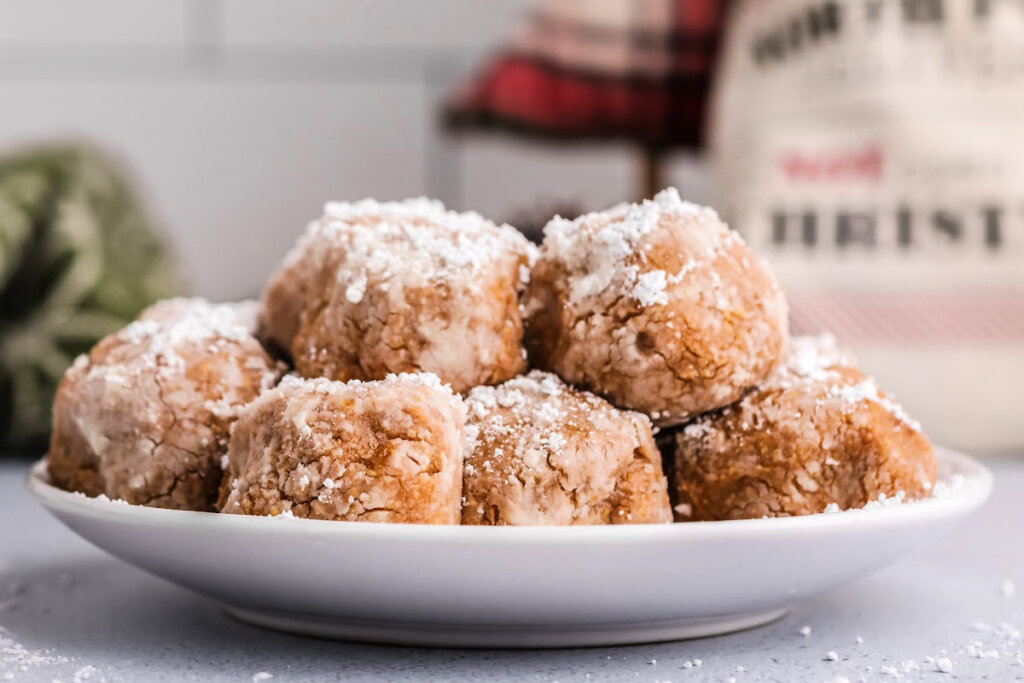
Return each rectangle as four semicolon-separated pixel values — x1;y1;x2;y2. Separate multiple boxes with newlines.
0;144;181;454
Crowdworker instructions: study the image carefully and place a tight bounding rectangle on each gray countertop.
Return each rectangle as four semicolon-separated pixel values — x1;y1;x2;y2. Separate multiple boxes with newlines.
2;458;1022;683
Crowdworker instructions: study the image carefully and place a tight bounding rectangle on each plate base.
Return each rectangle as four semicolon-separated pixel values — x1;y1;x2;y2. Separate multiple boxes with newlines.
224;605;789;648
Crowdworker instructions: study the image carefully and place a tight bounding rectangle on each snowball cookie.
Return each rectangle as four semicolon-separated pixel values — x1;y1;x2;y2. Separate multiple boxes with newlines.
669;335;937;521
257;227;337;357
523;187;788;426
47;298;282;511
259;197;537;393
219;372;466;523
462;370;672;525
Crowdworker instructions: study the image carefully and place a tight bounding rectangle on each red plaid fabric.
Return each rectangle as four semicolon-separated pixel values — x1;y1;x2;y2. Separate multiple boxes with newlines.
445;0;724;150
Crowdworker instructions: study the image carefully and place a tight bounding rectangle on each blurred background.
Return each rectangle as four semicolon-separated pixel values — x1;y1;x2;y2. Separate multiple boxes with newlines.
0;0;1020;453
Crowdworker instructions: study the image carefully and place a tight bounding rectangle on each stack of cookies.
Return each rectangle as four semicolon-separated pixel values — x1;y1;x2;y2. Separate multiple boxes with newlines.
48;189;936;524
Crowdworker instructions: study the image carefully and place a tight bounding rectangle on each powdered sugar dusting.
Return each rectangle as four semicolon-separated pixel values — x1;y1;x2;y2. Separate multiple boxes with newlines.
749;334;920;433
673;333;936;517
70;491;129;505
77;298;281;432
465;371;581;463
633;270;669;306
276;371;452;397
541;187;728;308
462;370;667;525
295;197;536;293
130;298;256;347
97;298;279;396
822;490;908;513
681;334;921;448
829;380;922;432
784;333;853;380
464;370;649;474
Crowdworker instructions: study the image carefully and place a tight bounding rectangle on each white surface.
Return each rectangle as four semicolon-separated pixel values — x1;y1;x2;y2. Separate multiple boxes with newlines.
3;455;1023;681
26;448;991;648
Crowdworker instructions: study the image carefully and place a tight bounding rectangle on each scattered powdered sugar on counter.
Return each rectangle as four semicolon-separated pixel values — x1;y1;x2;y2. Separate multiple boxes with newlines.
0;626;93;681
0;570;106;682
73;664;100;681
961;618;1023;661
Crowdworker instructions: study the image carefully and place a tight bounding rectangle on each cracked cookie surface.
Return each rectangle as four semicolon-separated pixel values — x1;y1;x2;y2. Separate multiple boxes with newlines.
260;197;537;392
669;335;937;521
47;298;282;511
462;370;671;525
523;187;788;426
219;372;466;523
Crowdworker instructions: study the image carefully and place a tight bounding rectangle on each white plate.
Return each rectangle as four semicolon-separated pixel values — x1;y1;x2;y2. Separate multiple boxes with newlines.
27;447;991;648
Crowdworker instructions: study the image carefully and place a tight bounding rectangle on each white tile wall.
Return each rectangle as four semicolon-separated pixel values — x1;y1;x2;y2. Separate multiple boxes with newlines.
0;81;430;298
0;0;187;46
221;0;530;49
0;0;710;300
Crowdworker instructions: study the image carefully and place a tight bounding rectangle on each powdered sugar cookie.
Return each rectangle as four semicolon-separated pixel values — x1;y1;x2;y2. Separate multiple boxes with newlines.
462;370;671;525
219;372;465;524
524;187;788;426
669;335;936;521
260;197;537;393
48;298;282;511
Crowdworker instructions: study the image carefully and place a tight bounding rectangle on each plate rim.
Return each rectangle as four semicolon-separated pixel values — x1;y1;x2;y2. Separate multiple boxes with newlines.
26;446;993;543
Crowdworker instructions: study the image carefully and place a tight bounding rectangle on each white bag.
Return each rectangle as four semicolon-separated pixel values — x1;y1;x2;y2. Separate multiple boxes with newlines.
710;0;1024;451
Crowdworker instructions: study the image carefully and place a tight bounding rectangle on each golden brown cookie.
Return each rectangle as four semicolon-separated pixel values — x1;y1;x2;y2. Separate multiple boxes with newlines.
523;187;788;426
219;372;466;524
462;370;672;525
670;335;937;521
259;197;537;392
47;298;282;511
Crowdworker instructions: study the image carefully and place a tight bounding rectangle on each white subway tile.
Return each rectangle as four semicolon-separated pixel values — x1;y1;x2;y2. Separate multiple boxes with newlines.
0;82;429;300
221;0;530;50
0;0;187;46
